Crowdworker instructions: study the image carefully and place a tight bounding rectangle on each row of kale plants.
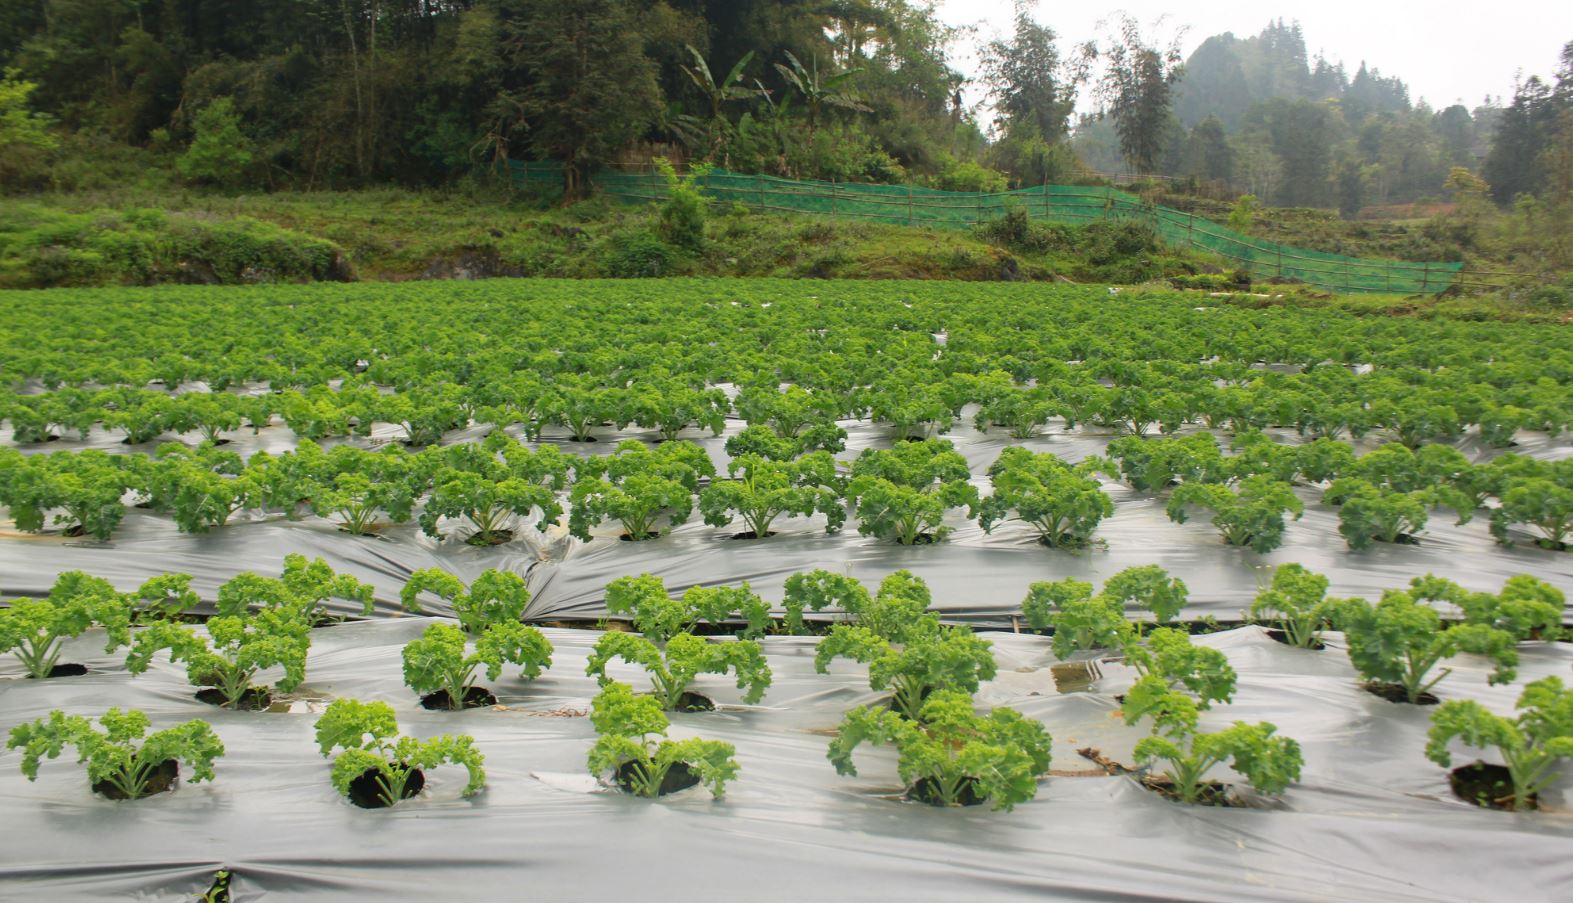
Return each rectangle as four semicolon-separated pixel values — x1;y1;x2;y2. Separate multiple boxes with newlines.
3;426;1570;552
3;358;1568;452
4;557;1568;812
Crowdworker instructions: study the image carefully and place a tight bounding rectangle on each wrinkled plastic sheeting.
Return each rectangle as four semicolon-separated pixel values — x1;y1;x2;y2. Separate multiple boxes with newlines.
1;621;1570;901
2;414;1571;626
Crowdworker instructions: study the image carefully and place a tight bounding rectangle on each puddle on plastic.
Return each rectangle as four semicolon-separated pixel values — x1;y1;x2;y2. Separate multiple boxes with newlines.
1051;661;1102;693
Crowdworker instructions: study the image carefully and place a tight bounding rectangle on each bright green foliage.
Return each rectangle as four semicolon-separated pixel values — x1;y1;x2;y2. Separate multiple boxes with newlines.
815;620;996;721
600;573;769;642
1102;565;1189;626
1408;574;1564;642
1166;476;1304;553
1022;579;1130;657
827;690;1052;811
1251;564;1342;648
1335;591;1520;704
698;452;845;536
780;569;872;634
845;439;978;544
1490;478;1573;549
1425;677;1573;811
419;470;561;543
131;573;201;623
214;553;375;621
301;443;422;534
0;449;133;540
569;440;714;540
400;568;532;635
148;445;261;533
1293;438;1357;484
7;709;224;800
0;571;130;678
1124;628;1236;708
586;632;771;709
1106;433;1228;491
1323;478;1431;549
1122;676;1303;804
126;606;310;707
734;385;848;438
314;699;486;806
177;97;253;189
973;385;1060;438
833;570;934;643
587;682;739;799
402;622;554;710
0;73;56;154
978;447;1112;547
369;384;469;446
617;379;729;440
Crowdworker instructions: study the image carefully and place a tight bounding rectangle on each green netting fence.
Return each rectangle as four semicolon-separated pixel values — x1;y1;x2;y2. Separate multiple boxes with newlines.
512;162;1461;294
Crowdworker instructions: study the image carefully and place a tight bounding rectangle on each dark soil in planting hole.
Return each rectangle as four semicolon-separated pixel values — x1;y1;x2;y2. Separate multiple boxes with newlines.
339;529;389;540
211;439;232;446
1385;533;1421;545
1449;762;1536;811
730;531;778;540
614;760;699;796
420;687;498;711
465;530;514;547
42;663;89;678
618;531;661;542
61;525;86;538
1037;533;1088;549
1266;630;1327;650
1362;682;1439;705
347;766;425;809
906;776;986;807
1141;775;1236;806
196;688;273;710
670;692;716;712
900;533;940;545
93;759;178;800
567;436;599;443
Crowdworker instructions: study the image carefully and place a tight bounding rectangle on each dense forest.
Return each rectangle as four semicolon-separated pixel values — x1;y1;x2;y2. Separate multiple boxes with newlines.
0;1;1569;224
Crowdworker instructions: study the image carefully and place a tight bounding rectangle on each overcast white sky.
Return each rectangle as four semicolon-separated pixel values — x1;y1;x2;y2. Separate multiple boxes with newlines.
935;1;1573;114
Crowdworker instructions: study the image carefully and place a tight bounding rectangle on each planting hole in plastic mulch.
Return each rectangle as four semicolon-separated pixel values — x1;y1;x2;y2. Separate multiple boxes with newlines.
614;760;700;796
1266;630;1327;651
1362;682;1439;706
419;687;498;711
906;776;986;807
1051;661;1099;693
92;759;178;800
1534;538;1570;552
42;663;89;678
618;531;661;542
1141;776;1238;807
346;766;425;809
464;530;514;547
730;531;778;540
1449;762;1536;811
195;688;273;711
672;692;716;712
61;525;86;538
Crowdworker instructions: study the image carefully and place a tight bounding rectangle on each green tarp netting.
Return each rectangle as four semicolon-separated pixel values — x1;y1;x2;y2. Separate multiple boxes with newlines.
513;163;1460;295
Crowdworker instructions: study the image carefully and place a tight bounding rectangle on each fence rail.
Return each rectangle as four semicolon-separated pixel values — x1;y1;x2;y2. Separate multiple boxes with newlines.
513;162;1463;295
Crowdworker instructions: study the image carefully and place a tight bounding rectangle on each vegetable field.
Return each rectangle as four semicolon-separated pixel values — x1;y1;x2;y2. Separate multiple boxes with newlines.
1;278;1571;901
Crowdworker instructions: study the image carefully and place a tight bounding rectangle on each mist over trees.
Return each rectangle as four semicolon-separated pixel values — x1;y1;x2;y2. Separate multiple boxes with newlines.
0;2;1568;219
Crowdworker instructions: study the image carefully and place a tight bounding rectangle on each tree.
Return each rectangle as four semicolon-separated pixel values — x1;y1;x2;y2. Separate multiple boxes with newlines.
177;97;253;190
773;50;870;135
507;0;662;198
980;2;1081;143
1093;15;1185;174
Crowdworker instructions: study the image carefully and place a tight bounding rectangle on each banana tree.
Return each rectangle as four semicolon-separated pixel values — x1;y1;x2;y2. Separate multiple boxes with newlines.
774;51;870;135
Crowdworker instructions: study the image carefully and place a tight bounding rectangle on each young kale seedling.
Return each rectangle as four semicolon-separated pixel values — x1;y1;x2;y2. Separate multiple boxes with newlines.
0;571;130;678
601;573;770;642
587;682;739;799
828;690;1052;811
7;708;224;800
314;699;485;807
401;568;533;635
1121;675;1303;804
586;632;771;710
402;622;554;710
1250;563;1343;649
1335;591;1519;704
1425;676;1573;811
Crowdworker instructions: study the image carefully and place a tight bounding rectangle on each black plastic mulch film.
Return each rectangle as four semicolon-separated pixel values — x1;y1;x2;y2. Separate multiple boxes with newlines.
2;410;1571;901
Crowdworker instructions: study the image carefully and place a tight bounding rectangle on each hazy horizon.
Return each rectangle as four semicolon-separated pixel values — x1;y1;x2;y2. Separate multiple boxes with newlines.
937;1;1573;115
